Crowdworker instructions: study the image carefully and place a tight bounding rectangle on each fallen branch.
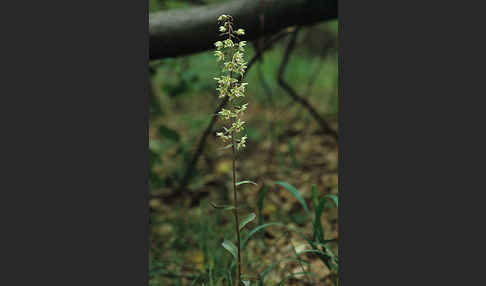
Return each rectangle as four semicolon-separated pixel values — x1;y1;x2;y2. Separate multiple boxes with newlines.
149;0;337;59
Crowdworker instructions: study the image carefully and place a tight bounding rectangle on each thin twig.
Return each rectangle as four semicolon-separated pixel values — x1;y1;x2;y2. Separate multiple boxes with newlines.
277;27;338;141
290;34;331;122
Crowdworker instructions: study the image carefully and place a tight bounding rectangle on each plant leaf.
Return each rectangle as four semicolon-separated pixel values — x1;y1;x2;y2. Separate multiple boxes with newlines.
236;180;257;187
322;194;338;208
209;202;236;211
222;240;238;259
239;213;256;230
275;181;311;217
257;187;267;224
242;222;284;248
311;184;319;209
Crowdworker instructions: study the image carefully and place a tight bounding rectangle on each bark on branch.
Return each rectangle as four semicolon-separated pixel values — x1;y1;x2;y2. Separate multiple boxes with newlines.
149;0;337;60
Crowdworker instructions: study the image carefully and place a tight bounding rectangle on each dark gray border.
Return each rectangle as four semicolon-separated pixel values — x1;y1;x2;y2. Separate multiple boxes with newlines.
338;0;480;284
1;0;149;284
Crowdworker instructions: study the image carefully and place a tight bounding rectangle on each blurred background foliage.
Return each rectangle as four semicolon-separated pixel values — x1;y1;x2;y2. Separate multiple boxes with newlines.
149;1;338;285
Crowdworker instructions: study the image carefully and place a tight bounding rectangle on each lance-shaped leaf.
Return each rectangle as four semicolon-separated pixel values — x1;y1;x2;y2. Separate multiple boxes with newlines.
275;181;311;217
209;202;236;211
222;240;238;259
236;180;257;187
322;194;338;208
239;212;256;231
241;222;285;248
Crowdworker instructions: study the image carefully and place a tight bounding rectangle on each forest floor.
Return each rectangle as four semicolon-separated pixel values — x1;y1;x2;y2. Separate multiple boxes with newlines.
150;101;338;285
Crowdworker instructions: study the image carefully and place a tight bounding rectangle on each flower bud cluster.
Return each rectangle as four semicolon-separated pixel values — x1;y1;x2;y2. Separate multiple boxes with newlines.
214;15;248;151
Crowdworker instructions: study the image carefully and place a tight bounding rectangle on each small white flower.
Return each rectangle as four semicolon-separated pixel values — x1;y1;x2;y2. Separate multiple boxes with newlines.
236;103;248;115
213;50;224;62
219;26;227;32
214;41;223;49
218;14;228;22
223;61;234;72
232;51;243;63
238;41;247;51
216;87;227;98
237;135;247;150
235;28;245;35
218;108;236;120
216;132;231;142
231;119;245;133
223;39;234;48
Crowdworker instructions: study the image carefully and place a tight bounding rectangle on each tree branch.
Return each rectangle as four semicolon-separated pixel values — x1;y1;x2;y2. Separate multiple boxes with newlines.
277;27;338;141
149;0;337;60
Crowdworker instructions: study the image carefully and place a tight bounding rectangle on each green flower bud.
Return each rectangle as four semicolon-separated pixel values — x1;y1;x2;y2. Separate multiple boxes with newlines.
237;135;247;150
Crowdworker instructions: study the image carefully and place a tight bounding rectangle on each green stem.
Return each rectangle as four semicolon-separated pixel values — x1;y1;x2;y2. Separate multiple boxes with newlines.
231;129;241;286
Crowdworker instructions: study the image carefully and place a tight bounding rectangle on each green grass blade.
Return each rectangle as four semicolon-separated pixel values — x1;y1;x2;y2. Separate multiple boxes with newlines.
236;180;257;187
311;184;319;209
257;187;268;248
275;181;311;217
209;202;236;211
239;212;256;231
322;194;338;208
313;197;326;243
313;243;339;263
209;268;214;286
257;187;267;224
226;270;233;286
241;222;284;248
